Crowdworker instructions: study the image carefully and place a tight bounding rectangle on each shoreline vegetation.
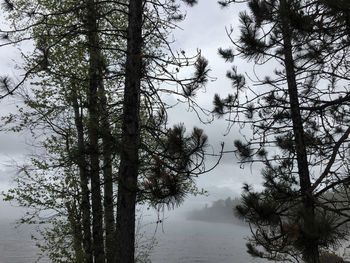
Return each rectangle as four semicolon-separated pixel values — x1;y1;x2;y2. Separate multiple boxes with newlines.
185;197;247;226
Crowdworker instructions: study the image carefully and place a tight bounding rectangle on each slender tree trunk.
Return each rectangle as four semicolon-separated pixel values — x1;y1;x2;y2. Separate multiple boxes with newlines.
280;1;320;262
67;202;85;263
99;85;116;263
72;87;93;263
115;1;143;262
86;0;105;262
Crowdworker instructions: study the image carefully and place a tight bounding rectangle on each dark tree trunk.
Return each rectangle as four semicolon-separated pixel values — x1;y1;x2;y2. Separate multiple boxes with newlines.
115;0;143;262
72;87;93;263
86;0;105;262
66;202;85;263
280;1;320;262
99;85;116;263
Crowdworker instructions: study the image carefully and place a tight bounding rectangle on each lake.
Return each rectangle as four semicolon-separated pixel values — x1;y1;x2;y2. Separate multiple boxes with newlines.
146;219;268;263
0;218;266;263
0;220;48;263
1;218;348;263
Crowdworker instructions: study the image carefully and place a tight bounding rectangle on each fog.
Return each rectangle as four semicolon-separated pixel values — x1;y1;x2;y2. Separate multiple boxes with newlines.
0;1;270;262
185;197;245;225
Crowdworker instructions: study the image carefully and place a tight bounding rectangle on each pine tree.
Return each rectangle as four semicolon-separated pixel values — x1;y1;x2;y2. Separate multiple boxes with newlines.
115;1;209;262
216;1;350;262
1;1;212;263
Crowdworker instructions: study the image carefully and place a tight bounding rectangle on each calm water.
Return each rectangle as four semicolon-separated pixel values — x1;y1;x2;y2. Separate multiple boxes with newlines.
1;218;349;263
144;219;267;263
147;219;350;263
0;220;48;263
0;218;265;263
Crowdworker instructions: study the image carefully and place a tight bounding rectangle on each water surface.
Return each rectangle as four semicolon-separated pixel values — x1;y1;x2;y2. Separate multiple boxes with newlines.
147;219;267;263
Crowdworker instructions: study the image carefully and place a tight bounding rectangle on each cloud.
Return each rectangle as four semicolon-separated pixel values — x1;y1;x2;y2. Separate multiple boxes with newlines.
161;1;267;213
0;132;28;155
0;164;20;183
0;1;267;223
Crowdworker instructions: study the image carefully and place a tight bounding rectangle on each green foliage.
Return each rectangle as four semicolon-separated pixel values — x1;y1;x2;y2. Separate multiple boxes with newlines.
233;140;252;161
134;215;158;263
236;182;348;261
1;0;211;261
33;220;76;263
139;124;209;208
218;48;235;62
2;161;81;262
183;57;210;97
218;0;350;261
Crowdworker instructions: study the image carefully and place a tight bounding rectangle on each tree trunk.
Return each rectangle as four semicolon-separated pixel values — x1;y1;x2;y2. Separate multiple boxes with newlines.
280;1;320;262
86;0;105;262
72;86;93;263
115;1;143;262
66;202;85;263
99;85;116;263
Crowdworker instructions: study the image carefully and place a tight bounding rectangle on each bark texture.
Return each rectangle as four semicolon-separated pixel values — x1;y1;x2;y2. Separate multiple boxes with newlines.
86;0;105;262
115;0;143;262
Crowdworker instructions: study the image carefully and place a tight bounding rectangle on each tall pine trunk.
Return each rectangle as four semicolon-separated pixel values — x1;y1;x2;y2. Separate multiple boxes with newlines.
280;1;319;262
100;84;116;263
86;0;105;262
72;87;93;263
115;0;143;262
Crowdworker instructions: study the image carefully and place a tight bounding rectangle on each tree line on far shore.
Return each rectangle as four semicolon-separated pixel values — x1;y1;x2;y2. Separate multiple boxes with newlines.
186;197;246;225
2;1;350;263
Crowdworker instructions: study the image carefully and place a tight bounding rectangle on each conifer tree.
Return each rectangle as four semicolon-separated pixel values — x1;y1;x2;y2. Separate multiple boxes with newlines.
115;1;210;262
216;1;350;262
1;1;212;263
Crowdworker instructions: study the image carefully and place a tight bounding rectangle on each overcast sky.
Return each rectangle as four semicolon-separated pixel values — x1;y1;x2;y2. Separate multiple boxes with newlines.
167;0;264;209
0;1;266;220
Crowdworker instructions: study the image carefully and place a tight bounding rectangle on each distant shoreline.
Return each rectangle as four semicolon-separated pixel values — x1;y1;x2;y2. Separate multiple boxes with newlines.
185;197;247;226
186;217;248;226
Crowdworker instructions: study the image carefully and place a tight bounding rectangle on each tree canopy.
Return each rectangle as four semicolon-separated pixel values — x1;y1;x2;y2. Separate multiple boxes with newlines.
1;1;350;263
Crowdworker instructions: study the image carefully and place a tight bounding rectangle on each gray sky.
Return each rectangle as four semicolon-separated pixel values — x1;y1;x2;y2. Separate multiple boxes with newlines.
169;0;264;199
0;1;265;220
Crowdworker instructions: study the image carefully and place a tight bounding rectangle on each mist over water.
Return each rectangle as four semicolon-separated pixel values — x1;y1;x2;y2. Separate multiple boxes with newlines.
139;198;268;263
0;196;268;263
2;205;349;263
0;217;265;263
147;219;267;263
